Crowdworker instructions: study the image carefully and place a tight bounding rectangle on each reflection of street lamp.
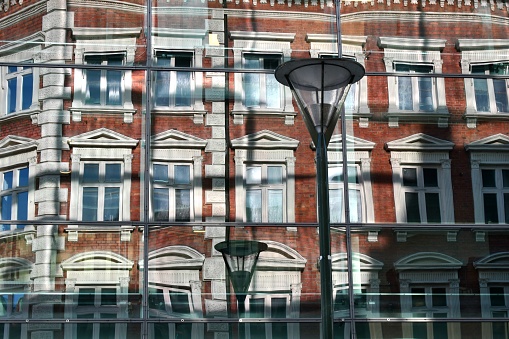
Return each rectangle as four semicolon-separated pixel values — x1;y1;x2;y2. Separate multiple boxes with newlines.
215;240;268;336
275;59;364;339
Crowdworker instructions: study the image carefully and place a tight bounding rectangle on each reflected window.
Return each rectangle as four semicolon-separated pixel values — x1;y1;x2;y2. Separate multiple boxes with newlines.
0;294;25;339
148;288;194;339
410;287;449;339
246;295;289;339
395;64;435;112
75;287;119;339
152;163;193;222
80;162;123;221
245;164;285;223
481;168;509;224
329;165;364;223
243;54;282;109
154;52;193;108
0;167;28;231
401;167;442;223
489;286;509;338
84;54;124;106
4;62;34;115
472;63;509;113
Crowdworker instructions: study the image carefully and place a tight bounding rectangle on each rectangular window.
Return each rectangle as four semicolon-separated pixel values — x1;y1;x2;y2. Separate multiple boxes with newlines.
411;287;449;339
84;55;123;106
490;286;509;339
0;167;29;231
154;52;193;107
395;64;435;112
80;163;122;221
247;295;289;339
328;166;363;223
472;63;509;113
401;167;441;223
5;63;33;114
152;163;192;222
243;54;281;109
481;168;509;224
245;165;285;223
76;287;119;339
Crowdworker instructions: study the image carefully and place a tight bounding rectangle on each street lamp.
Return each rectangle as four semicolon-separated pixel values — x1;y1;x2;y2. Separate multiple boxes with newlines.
275;58;365;339
215;240;268;337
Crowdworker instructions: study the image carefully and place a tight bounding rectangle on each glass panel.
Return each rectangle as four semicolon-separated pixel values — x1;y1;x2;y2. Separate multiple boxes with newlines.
267;166;283;184
249;298;265;339
244;56;260;107
18;168;28;187
418;77;434;111
503;170;509;187
423;168;438;187
99;313;117;338
78;288;95;306
329;167;342;183
272;297;287;337
105;164;121;182
153;164;168;183
484;193;499;223
101;288;117;306
265;57;281;109
246;166;261;185
175;189;191;222
405;192;421;223
7;78;16;114
402;168;417;187
412;288;426;307
493;79;509;112
473;65;490;112
82;187;98;221
153;188;169;221
329;188;343;223
175;165;191;185
17;191;28;226
21;72;33;111
482;169;496;187
490;287;505;307
268;189;283;223
104;187;120;221
85;69;101;105
175;55;192;107
169;291;190;314
246;190;262;222
505;193;509;224
155;54;171;107
425;192;441;223
2;171;13;190
432;288;447;307
106;57;123;106
1;195;12;229
350;189;362;223
83;164;99;183
334;290;349;311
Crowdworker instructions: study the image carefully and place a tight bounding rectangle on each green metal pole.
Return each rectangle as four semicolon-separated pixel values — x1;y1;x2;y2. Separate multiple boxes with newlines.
316;132;334;339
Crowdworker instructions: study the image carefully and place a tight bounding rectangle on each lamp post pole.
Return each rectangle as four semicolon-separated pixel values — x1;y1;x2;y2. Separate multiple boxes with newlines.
316;131;334;339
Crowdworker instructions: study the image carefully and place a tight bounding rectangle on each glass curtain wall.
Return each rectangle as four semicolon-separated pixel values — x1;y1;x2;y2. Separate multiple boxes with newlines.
1;0;509;338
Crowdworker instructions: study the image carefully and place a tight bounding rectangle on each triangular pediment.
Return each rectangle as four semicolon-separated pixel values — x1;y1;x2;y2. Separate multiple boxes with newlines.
466;134;509;152
0;135;37;157
152;130;207;149
332;252;383;271
231;130;299;149
324;134;375;151
475;252;509;269
385;133;454;151
394;252;462;271
68;128;138;148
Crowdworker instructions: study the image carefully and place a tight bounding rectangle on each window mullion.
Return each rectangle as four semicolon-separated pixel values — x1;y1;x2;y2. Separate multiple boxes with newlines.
487;77;497;114
411;74;419;111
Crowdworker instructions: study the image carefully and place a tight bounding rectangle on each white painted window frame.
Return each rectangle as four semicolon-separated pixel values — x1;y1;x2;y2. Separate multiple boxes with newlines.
379;37;448;127
70;28;141;123
151;28;207;124
395;252;462;339
0;44;41;118
230;31;296;125
231;130;298;226
0;166;30;230
458;39;509;128
466;133;509;224
307;34;370;126
386;133;454;224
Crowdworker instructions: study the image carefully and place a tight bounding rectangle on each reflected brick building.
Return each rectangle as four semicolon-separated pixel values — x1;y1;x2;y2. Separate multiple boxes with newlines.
1;0;509;338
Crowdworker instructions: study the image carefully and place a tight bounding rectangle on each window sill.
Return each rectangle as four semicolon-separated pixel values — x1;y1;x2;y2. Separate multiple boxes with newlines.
0;108;41;124
386;111;450;128
65;225;135;242
151;108;207;124
69;107;137;123
464;112;509;128
231;108;297;125
393;227;459;242
0;226;36;245
331;226;380;242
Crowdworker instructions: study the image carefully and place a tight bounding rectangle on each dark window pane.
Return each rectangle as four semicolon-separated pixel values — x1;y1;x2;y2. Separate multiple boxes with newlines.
484;193;499;224
334;290;349;312
153;164;168;183
405;192;421;223
7;78;17;114
423;168;438;187
505;193;509;223
169;291;190;314
482;169;496;188
175;323;193;339
18;168;28;187
104;187;120;221
249;298;266;339
78;288;95;306
153;188;169;221
153;323;169;339
175;189;191;222
101;288;117;306
22;72;33;110
356;322;371;339
425;192;441;223
82;187;98;221
149;289;166;312
85;69;101;105
403;168;417;187
433;313;448;339
490;287;505;307
3;171;13;190
432;288;447;307
412;288;426;308
105;164;121;182
503;170;509;187
174;165;190;185
413;322;427;339
83;164;99;183
272;297;287;338
494;78;509;112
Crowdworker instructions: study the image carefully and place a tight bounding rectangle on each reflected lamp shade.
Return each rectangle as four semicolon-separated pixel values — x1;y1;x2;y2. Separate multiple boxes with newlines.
275;58;365;144
214;240;268;302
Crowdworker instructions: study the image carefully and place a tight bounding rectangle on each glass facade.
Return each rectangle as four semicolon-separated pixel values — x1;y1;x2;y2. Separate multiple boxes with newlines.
1;0;509;338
